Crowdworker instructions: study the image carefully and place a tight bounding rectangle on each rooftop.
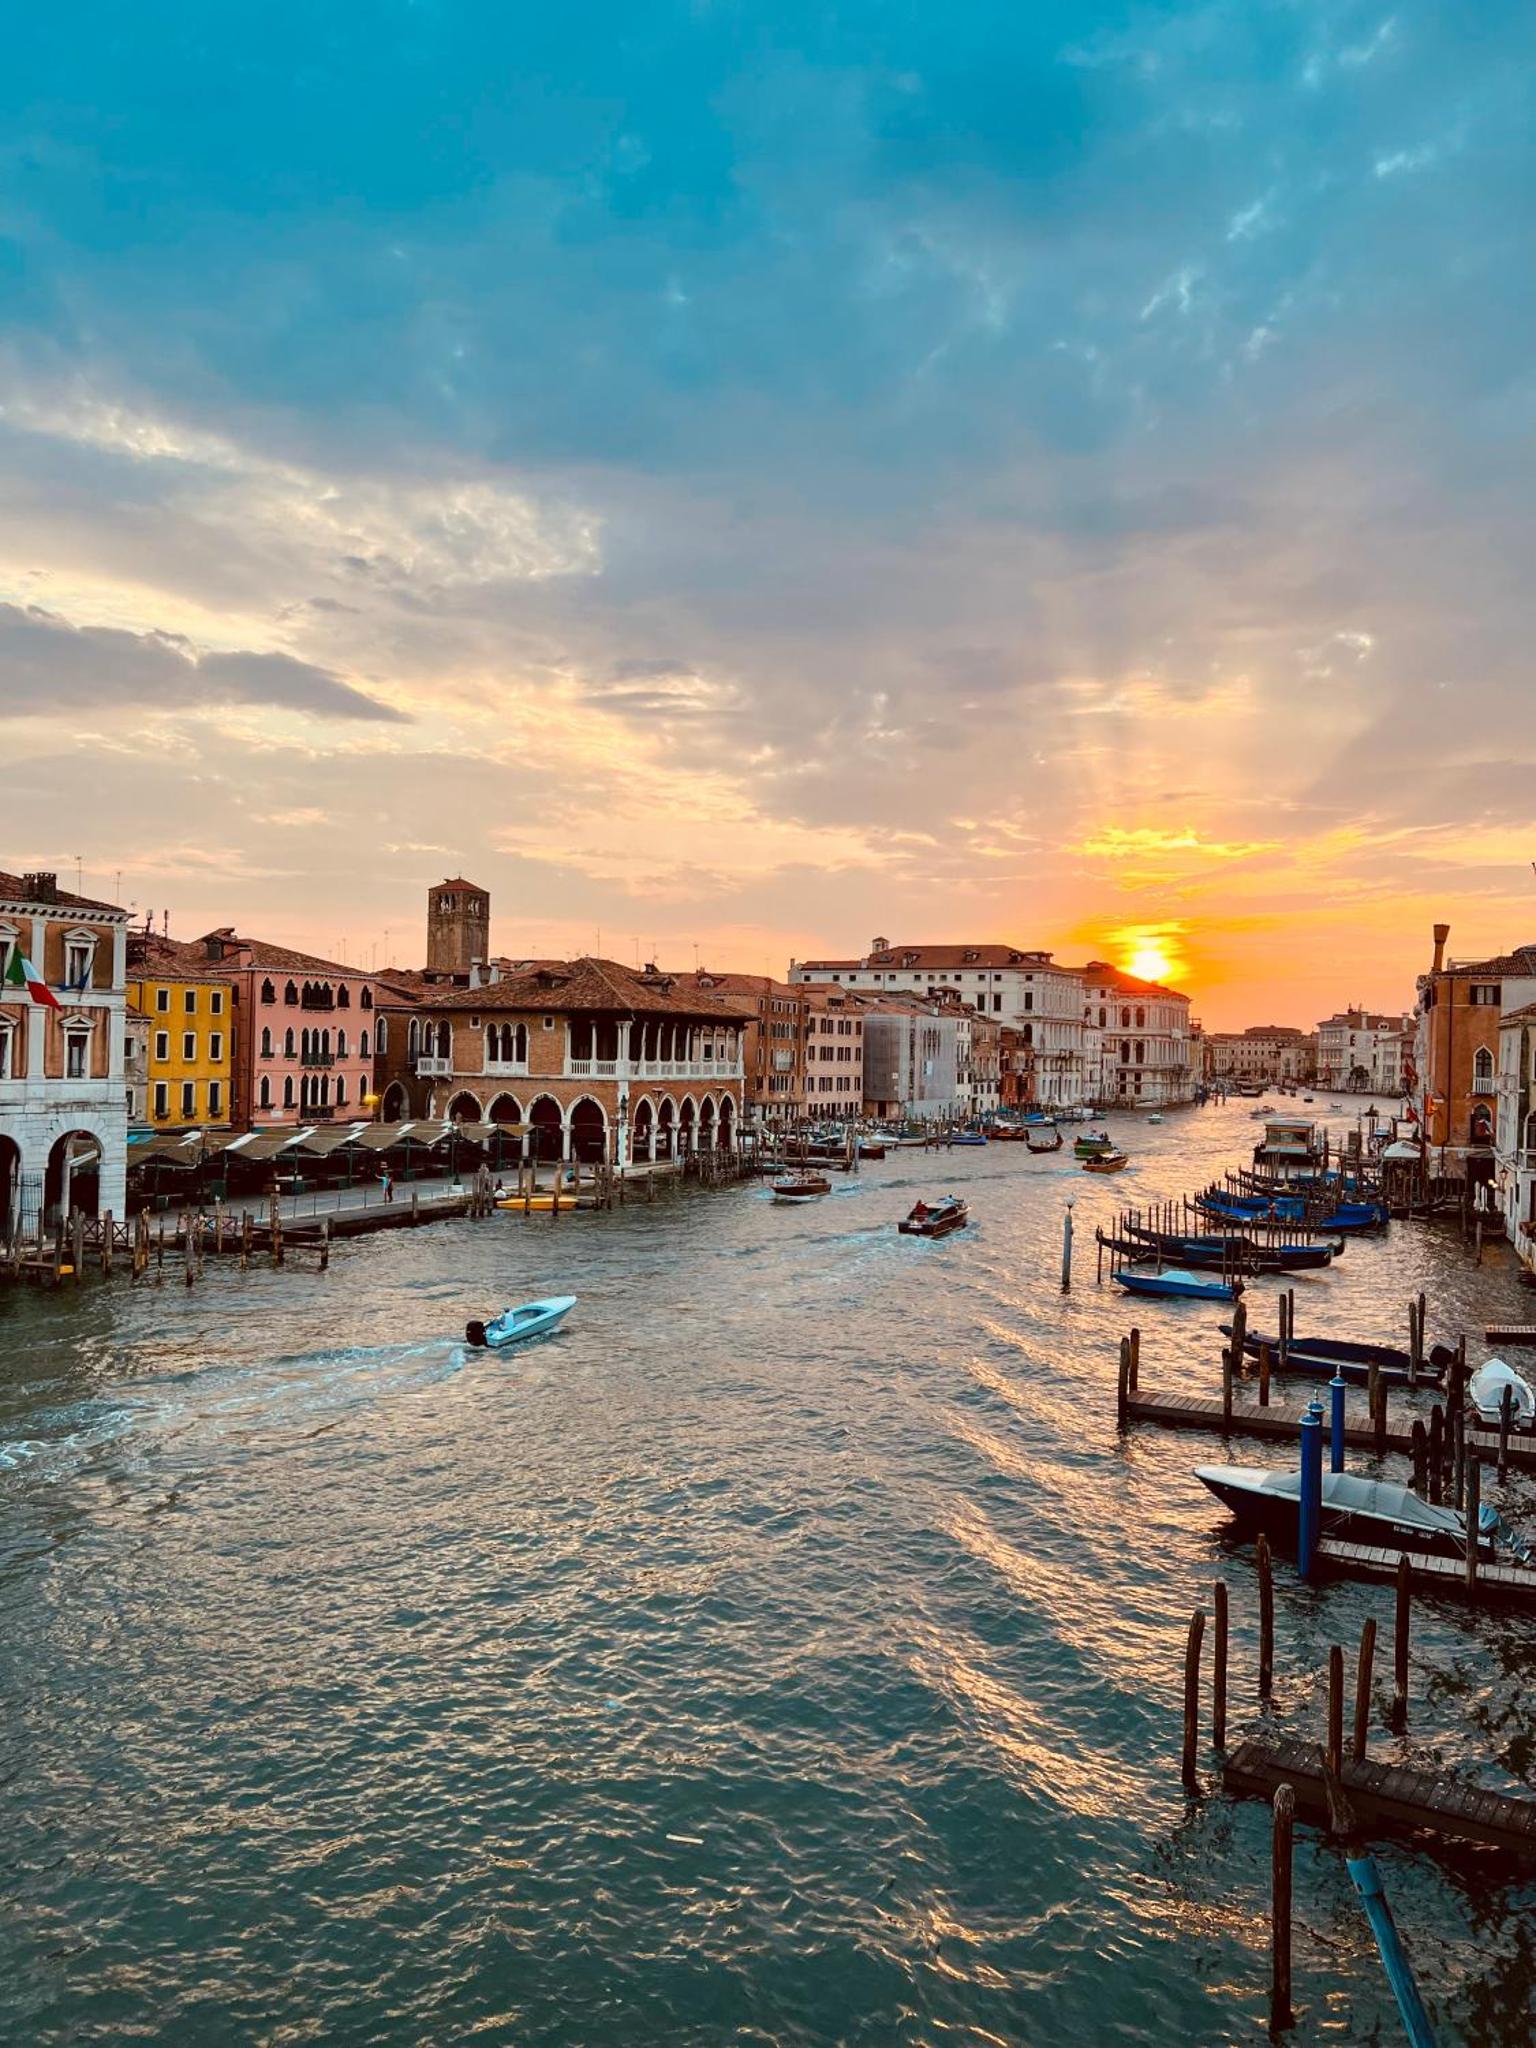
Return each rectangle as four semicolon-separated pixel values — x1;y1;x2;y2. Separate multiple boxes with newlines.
382;956;758;1021
0;868;126;918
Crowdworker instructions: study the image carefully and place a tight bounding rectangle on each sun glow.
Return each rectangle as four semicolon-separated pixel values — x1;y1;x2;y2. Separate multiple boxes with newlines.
1124;940;1175;984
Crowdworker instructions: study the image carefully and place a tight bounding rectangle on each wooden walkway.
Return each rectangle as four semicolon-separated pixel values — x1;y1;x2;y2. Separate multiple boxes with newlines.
1121;1386;1536;1474
1486;1325;1536;1348
1223;1736;1536;1856
1315;1538;1536;1606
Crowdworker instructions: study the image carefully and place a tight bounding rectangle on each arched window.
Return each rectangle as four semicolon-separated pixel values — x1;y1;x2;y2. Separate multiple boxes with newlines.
261;978;276;1004
1098;1007;1106;1028
361;988;373;1010
362;1026;372;1057
283;1074;295;1108
284;1027;296;1059
321;1029;331;1059
258;1074;272;1109
336;1028;347;1057
300;1073;310;1110
408;1017;420;1058
1473;1047;1494;1089
1022;1024;1033;1047
1120;1007;1130;1028
260;1026;273;1058
1135;1007;1145;1028
284;980;299;1004
338;985;351;1009
336;1075;347;1106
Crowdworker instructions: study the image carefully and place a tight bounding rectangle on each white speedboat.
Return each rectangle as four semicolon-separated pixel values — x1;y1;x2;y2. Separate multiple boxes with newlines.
1469;1359;1536;1429
466;1296;577;1349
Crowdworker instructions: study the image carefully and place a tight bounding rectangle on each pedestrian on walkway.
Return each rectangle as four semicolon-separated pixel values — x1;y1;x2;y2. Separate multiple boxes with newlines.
381;1167;393;1204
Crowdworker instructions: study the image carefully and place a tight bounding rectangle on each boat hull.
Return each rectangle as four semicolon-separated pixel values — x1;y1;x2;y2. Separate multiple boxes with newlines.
470;1295;577;1349
1195;1465;1491;1564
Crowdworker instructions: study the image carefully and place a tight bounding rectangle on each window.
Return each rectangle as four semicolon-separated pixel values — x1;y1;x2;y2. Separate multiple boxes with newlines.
361;989;373;1010
65;936;94;988
210;1033;223;1062
284;980;299;1004
367;1024;377;1056
208;1081;223;1118
155;1031;170;1062
1470;984;1501;1007
154;1081;169;1119
0;1022;12;1079
156;987;170;1012
261;979;276;1004
183;1032;196;1061
283;1028;296;1058
65;1028;89;1080
184;988;197;1013
258;1075;272;1110
260;1026;273;1058
181;1081;196;1119
1135;1007;1145;1028
338;986;352;1009
336;1075;347;1106
210;989;223;1015
283;1075;296;1108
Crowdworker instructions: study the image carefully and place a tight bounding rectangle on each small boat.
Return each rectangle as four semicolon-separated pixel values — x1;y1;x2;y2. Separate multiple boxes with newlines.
1249;1105;1275;1119
1329;1103;1346;1113
1026;1125;1063;1153
889;1132;931;1148
951;1131;988;1147
1468;1360;1536;1429
1221;1323;1451;1387
773;1172;831;1201
1195;1463;1534;1567
1117;1267;1242;1303
856;1138;887;1159
899;1196;968;1238
466;1296;577;1349
1120;1225;1341;1273
1081;1150;1130;1173
1074;1131;1115;1158
1147;1112;1164;1125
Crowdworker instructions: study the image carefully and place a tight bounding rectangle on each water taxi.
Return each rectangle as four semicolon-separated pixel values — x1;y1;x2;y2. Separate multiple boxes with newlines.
772;1172;832;1202
899;1196;968;1238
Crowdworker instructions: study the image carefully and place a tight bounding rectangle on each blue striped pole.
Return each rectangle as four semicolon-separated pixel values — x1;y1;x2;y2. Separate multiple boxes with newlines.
1330;1372;1347;1474
1347;1854;1438;2046
1299;1408;1323;1581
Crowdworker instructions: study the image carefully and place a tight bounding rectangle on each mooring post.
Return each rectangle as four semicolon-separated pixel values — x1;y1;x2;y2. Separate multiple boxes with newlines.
1428;1405;1444;1505
1499;1383;1513;1482
320;1215;331;1273
1181;1608;1206;1792
1465;1454;1481;1596
1407;1295;1419;1388
1393;1553;1411;1728
1298;1408;1323;1583
1280;1289;1293;1369
1129;1325;1140;1391
1060;1201;1074;1293
1373;1365;1387;1455
1352;1617;1376;1763
1117;1336;1131;1424
1271;1784;1296;2033
1222;1341;1234;1426
1327;1643;1344;1778
1212;1579;1229;1752
1452;1404;1466;1511
1257;1533;1274;1700
1329;1371;1346;1474
1258;1341;1272;1407
1409;1419;1428;1498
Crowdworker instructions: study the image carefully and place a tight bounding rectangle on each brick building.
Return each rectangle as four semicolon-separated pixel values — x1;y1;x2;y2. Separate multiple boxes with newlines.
1413;925;1536;1176
681;971;805;1127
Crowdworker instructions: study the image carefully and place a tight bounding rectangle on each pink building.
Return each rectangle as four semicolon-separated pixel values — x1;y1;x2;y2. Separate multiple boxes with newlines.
196;929;398;1126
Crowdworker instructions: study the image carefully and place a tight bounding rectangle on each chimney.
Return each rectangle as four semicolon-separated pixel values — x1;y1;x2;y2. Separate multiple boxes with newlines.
21;871;58;902
871;936;888;953
1432;923;1450;976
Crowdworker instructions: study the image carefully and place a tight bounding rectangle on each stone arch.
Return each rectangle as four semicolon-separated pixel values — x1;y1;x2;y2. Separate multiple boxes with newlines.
699;1094;718;1150
45;1127;103;1226
447;1091;483;1123
719;1096;736;1151
529;1094;565;1163
678;1095;698;1154
0;1133;20;1240
487;1093;523;1125
632;1095;656;1161
379;1081;407;1121
655;1095;677;1160
570;1097;608;1164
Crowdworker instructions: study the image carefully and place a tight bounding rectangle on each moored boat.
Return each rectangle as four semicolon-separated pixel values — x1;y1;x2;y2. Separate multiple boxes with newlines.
899;1196;968;1238
1195;1463;1534;1567
1220;1323;1451;1386
950;1130;988;1147
1120;1224;1340;1272
466;1295;577;1349
772;1172;832;1201
1117;1267;1242;1303
1469;1360;1536;1429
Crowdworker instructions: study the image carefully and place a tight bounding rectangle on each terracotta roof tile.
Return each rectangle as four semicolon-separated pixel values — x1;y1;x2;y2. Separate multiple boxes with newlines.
0;869;125;917
392;956;758;1020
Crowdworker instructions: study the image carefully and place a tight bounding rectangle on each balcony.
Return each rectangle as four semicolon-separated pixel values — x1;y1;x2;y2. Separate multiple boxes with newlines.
483;1059;530;1077
1472;1075;1498;1097
414;1055;451;1077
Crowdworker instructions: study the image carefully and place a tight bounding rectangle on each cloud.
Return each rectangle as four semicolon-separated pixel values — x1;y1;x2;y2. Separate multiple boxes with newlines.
0;602;406;721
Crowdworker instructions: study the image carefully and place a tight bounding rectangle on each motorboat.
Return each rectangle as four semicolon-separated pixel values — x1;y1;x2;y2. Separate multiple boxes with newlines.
466;1296;577;1349
1117;1268;1242;1303
1195;1463;1534;1567
1469;1359;1536;1429
1221;1323;1451;1387
855;1138;887;1159
1074;1131;1115;1157
899;1196;968;1238
1248;1105;1275;1119
1147;1113;1164;1125
1329;1102;1346;1112
1026;1125;1063;1153
772;1172;832;1201
951;1131;988;1147
1081;1150;1130;1173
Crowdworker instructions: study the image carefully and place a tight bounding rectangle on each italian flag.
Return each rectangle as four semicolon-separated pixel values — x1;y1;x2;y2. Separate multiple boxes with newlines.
4;949;61;1010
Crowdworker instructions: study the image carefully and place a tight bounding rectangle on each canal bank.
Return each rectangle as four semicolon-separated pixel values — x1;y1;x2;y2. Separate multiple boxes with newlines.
1;1100;1532;2043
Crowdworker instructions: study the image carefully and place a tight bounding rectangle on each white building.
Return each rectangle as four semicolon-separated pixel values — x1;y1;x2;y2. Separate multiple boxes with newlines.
1495;1003;1536;1275
1204;1026;1317;1086
1076;962;1196;1107
1316;1009;1414;1093
860;1000;963;1121
0;870;129;1236
789;942;1089;1106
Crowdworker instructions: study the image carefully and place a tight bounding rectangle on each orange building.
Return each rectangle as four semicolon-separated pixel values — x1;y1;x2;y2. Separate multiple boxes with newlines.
1413;925;1536;1176
681;971;805;1127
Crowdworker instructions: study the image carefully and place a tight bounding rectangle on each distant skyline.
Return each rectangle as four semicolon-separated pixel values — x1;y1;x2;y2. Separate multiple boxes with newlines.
5;2;1535;1031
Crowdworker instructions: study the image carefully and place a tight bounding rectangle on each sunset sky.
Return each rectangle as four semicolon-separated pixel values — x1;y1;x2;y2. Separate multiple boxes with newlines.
3;2;1534;1027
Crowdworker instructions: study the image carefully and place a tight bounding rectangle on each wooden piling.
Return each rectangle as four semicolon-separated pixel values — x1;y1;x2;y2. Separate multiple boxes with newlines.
1409;1418;1428;1498
1212;1580;1229;1753
70;1210;85;1284
1499;1383;1513;1482
1373;1366;1387;1455
1327;1644;1344;1778
1393;1553;1411;1727
1128;1325;1140;1392
1452;1404;1466;1510
1117;1337;1132;1423
1182;1608;1205;1791
1221;1342;1234;1426
1257;1534;1274;1701
1428;1404;1444;1505
320;1215;331;1272
1271;1784;1295;2032
1258;1341;1272;1408
1465;1454;1481;1595
1352;1618;1376;1763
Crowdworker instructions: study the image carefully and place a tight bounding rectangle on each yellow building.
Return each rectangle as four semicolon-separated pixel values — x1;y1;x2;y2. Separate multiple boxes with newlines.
126;934;234;1129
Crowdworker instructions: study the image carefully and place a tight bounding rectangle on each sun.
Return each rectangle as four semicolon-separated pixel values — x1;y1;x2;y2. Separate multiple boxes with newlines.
1125;940;1174;983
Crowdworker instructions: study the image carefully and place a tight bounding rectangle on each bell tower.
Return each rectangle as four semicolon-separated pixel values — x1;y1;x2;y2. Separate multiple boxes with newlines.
426;878;490;982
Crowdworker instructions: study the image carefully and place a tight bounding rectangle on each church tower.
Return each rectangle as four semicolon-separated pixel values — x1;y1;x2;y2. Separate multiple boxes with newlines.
426;878;490;982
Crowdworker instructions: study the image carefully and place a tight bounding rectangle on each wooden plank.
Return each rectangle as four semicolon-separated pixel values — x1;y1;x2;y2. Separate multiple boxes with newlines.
1224;1741;1536;1856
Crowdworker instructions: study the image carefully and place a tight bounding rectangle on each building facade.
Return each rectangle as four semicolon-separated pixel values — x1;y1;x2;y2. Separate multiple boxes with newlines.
859;998;963;1122
127;932;235;1129
1315;1009;1415;1093
800;985;866;1122
683;971;805;1127
789;942;1089;1106
1205;1026;1317;1086
1413;926;1536;1177
0;869;129;1234
1495;1004;1536;1275
1076;962;1195;1107
374;957;749;1163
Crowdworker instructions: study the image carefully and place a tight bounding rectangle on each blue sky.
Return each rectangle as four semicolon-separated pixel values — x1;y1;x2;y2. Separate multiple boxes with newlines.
2;0;1533;1019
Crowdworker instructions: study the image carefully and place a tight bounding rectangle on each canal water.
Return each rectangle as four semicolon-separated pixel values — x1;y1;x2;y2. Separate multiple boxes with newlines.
2;1101;1533;2044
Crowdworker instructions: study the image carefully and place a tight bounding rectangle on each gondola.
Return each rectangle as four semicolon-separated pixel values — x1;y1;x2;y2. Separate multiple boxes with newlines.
1118;1225;1341;1273
1220;1322;1451;1387
1026;1126;1063;1153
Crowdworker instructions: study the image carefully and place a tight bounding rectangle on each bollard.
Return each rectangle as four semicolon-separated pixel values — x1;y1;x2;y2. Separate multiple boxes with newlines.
1465;1455;1481;1595
1327;1644;1344;1778
1393;1553;1411;1727
1257;1533;1274;1700
1353;1617;1376;1762
1298;1408;1323;1583
1271;1784;1296;2032
1330;1371;1346;1474
1212;1580;1229;1752
1181;1608;1206;1792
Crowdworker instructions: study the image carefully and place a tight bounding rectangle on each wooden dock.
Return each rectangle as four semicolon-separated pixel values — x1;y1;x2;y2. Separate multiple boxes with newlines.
1315;1538;1536;1606
1223;1736;1536;1857
1120;1384;1536;1474
1486;1325;1536;1348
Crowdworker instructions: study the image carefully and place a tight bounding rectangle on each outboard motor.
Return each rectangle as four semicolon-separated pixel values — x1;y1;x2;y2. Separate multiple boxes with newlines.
465;1319;489;1348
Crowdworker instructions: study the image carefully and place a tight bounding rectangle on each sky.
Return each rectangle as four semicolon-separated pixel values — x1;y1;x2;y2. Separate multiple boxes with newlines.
2;1;1533;1028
